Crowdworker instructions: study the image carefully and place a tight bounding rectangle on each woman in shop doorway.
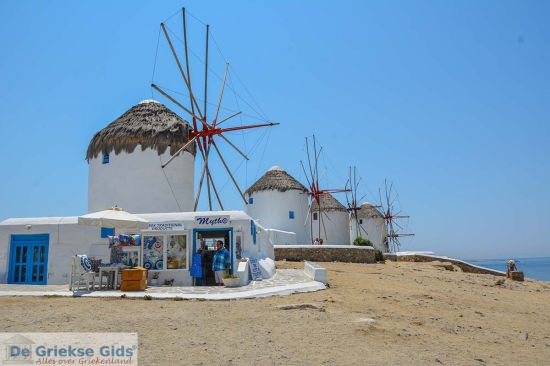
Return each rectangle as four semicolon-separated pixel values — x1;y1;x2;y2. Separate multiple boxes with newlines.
212;240;231;286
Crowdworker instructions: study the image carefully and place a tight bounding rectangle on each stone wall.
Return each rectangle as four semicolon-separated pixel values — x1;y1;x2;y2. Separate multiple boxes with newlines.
275;245;375;263
384;253;506;277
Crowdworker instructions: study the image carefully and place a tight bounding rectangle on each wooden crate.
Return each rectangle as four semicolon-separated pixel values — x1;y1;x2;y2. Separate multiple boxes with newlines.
121;267;147;281
120;279;147;291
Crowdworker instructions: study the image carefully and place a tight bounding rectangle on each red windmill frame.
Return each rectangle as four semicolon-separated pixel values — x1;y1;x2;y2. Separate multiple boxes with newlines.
300;135;350;243
151;8;278;211
345;166;379;240
378;179;414;252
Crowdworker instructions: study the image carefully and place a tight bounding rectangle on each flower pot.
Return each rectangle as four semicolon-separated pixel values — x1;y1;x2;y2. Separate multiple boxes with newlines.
222;277;241;287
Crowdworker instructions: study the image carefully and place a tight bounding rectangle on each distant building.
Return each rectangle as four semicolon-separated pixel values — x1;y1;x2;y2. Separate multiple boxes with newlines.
309;194;350;245
349;202;387;251
245;166;311;244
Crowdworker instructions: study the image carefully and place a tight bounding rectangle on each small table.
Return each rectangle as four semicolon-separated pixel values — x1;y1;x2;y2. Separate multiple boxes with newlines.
99;266;128;290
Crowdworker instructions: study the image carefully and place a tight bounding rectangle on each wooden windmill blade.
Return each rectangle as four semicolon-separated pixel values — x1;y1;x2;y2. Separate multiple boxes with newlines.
378;178;415;252
153;12;280;211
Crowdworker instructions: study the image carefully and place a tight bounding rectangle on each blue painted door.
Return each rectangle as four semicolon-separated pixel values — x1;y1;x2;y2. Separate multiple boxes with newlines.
8;234;49;285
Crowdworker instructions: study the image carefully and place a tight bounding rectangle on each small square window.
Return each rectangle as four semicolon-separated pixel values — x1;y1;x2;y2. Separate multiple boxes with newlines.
248;197;254;204
313;212;318;221
102;153;110;164
289;211;295;219
101;227;114;238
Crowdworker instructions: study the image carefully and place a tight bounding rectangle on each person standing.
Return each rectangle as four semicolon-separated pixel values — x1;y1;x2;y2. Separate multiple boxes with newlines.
212;240;231;286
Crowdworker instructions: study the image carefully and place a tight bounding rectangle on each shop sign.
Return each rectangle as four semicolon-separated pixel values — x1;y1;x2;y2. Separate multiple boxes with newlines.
195;215;230;227
249;258;263;281
147;222;184;231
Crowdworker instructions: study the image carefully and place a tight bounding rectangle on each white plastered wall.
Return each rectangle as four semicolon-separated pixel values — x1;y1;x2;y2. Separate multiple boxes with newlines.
349;215;387;250
309;211;351;245
88;146;194;213
245;190;311;244
0;218;109;285
0;211;276;285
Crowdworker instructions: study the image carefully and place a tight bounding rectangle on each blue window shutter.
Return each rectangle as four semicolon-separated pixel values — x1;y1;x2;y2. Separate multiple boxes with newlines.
289;211;295;219
248;197;254;204
101;227;114;238
250;220;257;245
102;153;110;164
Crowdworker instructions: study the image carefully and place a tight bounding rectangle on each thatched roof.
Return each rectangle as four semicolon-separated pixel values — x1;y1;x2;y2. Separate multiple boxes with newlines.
245;166;308;195
356;202;383;219
86;100;196;160
311;193;347;212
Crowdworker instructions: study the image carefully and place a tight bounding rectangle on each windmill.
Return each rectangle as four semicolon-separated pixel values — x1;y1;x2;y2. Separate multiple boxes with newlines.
151;8;279;211
378;179;414;252
345;166;372;240
300;135;349;243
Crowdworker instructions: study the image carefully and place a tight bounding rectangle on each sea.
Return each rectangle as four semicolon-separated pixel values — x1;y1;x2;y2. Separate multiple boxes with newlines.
466;257;550;281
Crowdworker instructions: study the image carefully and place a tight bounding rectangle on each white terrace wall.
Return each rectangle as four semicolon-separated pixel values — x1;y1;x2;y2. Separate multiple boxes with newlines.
245;190;311;245
88;147;194;214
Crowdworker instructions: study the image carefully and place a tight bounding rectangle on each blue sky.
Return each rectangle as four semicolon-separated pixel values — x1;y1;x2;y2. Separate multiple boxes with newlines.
0;1;549;259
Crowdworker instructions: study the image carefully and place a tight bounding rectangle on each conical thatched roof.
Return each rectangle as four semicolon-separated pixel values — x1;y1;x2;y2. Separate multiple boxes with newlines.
356;202;383;219
245;166;308;195
86;100;196;160
311;193;347;212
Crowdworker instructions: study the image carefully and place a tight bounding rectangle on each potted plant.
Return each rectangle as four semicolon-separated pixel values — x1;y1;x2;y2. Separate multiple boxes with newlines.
222;274;241;287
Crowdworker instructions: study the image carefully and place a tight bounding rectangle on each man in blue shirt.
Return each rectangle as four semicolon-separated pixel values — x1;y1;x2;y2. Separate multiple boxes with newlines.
212;240;231;286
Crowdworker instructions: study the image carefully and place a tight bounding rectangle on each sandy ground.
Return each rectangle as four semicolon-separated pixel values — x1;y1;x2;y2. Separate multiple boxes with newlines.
1;260;549;365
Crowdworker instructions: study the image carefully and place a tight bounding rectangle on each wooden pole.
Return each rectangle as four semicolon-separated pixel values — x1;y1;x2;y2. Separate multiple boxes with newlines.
215;111;242;127
213;63;229;126
219;134;249;161
161;137;196;168
151;84;205;126
194;144;212;211
182;8;196;117
160;23;203;119
204;24;209;121
211;140;248;205
206;167;224;210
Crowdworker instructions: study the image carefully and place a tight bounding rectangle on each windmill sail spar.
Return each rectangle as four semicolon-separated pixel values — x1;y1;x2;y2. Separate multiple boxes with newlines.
301;135;350;244
379;179;414;252
152;9;279;211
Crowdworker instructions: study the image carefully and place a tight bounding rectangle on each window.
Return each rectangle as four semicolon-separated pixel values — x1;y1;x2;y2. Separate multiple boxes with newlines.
313;212;318;221
102;153;110;164
143;236;164;270
289;211;295;219
101;227;114;238
166;235;187;269
121;247;140;267
248;197;254;204
142;234;188;270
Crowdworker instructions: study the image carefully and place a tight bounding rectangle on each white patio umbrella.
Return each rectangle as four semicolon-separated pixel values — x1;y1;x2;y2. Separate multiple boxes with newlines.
78;207;149;230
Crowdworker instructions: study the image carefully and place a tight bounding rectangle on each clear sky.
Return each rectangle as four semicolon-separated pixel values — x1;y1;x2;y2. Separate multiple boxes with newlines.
0;1;549;259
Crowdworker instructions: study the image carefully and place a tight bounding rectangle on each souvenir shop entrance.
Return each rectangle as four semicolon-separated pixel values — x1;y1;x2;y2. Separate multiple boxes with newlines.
192;228;233;286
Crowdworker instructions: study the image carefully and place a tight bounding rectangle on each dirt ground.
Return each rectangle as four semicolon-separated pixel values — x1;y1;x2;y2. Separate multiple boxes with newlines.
1;260;549;365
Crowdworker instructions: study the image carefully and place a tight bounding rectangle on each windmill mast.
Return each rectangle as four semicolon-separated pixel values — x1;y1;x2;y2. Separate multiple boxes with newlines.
378;179;414;252
300;135;350;243
153;9;279;211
